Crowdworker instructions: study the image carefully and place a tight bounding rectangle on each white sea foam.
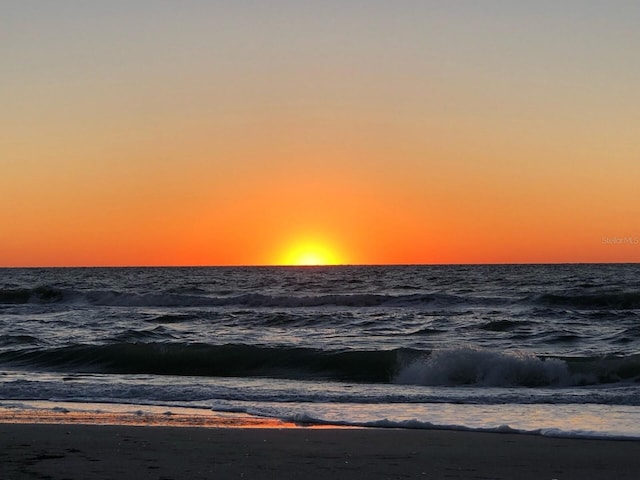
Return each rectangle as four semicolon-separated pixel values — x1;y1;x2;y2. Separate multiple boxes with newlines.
208;401;640;440
394;347;572;387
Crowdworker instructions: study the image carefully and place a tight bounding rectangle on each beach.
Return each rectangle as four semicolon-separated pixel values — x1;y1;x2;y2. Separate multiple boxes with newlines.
2;266;640;478
2;423;639;480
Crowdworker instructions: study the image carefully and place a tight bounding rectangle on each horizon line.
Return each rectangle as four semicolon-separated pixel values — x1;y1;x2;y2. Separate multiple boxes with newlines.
1;261;638;269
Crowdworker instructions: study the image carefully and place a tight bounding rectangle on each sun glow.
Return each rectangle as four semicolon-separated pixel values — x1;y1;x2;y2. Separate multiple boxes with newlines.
277;239;343;266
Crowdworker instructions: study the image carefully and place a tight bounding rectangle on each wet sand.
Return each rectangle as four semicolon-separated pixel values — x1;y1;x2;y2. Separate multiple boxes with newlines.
1;423;639;480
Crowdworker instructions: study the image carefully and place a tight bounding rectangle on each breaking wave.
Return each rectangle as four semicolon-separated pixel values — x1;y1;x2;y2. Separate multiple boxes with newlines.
394;348;571;387
1;343;638;387
394;348;640;387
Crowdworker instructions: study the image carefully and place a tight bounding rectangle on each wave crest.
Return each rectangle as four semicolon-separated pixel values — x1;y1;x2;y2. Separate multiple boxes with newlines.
394;348;571;387
1;343;639;386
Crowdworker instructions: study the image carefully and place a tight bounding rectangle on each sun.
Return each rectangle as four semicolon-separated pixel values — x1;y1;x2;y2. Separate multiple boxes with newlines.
277;239;343;266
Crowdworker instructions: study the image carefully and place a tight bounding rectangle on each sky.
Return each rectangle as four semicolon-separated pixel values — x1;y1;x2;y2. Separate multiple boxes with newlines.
2;1;639;266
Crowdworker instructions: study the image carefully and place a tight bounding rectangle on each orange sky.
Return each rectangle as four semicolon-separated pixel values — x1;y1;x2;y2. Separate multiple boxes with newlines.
2;2;639;266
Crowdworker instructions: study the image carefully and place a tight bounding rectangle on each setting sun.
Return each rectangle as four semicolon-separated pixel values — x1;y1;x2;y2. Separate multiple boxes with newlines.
277;240;343;266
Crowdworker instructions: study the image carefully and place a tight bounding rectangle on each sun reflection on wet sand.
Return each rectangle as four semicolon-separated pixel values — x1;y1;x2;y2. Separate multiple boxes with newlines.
0;402;303;429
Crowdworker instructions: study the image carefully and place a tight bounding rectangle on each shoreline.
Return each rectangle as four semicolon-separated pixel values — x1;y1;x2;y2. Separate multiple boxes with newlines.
2;401;639;479
2;423;639;480
2;400;639;440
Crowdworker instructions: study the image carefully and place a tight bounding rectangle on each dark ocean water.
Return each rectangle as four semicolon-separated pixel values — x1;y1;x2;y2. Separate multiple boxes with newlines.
1;265;639;437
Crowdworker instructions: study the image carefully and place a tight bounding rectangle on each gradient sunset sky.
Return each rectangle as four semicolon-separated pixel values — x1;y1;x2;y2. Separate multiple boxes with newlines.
2;1;639;266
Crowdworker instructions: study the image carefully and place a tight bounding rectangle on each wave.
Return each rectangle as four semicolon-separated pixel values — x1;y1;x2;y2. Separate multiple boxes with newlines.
478;319;529;331
0;344;399;383
1;343;638;387
535;292;640;309
146;313;202;324
394;348;640;387
6;285;639;312
395;348;571;387
406;327;445;336
107;327;178;343
283;415;640;440
0;286;470;308
0;335;42;347
0;286;64;304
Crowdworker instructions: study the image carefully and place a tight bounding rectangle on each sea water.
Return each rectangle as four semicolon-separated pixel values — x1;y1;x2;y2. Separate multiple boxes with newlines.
1;265;639;438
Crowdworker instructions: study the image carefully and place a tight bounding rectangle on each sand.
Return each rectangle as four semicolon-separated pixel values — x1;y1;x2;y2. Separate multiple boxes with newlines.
1;424;639;480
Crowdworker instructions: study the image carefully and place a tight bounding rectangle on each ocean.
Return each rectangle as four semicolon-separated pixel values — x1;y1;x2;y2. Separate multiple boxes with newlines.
1;264;639;438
